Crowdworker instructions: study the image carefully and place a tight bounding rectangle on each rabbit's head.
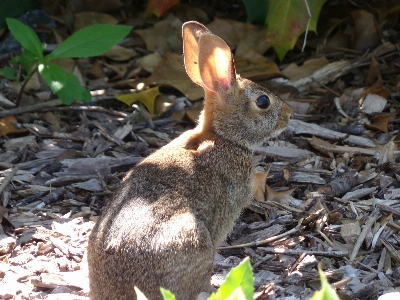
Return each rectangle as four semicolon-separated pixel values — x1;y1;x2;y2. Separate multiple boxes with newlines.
183;21;293;150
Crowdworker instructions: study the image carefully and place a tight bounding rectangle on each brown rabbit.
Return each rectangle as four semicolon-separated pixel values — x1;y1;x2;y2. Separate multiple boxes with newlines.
88;21;293;300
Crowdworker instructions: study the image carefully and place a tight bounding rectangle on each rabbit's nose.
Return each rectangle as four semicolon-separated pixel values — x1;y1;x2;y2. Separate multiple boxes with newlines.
288;109;294;119
283;103;294;120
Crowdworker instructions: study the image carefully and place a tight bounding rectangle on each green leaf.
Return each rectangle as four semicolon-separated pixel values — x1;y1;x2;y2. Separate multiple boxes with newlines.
9;55;21;64
311;267;340;300
38;62;91;104
160;288;176;300
20;49;37;73
242;0;269;25
0;67;16;80
46;24;132;60
6;18;43;59
209;257;253;300
56;72;91;104
265;0;326;60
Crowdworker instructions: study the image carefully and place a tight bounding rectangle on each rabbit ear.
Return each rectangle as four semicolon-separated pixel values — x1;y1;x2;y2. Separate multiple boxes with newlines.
182;21;211;86
198;33;236;93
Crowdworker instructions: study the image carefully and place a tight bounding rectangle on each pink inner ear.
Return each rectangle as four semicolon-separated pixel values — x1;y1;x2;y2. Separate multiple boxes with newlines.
213;47;232;91
198;34;236;93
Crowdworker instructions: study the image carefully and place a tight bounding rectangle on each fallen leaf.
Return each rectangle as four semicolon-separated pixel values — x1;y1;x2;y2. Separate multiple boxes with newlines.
115;87;161;114
145;0;180;17
103;62;129;80
281;56;330;81
254;168;270;202
135;17;183;55
136;52;162;73
364;113;396;133
325;29;350;49
365;78;389;99
365;57;380;85
266;0;326;60
0;115;28;136
254;167;295;203
207;19;270;56
144;52;203;100
102;45;137;61
74;12;118;31
234;49;281;81
86;61;107;79
351;10;380;52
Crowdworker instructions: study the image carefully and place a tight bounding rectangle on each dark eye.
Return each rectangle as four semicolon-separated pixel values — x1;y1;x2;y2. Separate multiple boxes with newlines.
255;95;270;109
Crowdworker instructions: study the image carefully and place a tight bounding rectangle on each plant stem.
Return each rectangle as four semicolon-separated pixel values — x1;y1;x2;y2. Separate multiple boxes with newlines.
15;65;38;108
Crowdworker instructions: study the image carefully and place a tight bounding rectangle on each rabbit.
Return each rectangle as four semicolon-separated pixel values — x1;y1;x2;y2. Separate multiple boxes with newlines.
87;21;293;300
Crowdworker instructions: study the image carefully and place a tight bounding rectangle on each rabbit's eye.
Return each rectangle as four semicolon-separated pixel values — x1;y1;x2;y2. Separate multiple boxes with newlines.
255;95;270;109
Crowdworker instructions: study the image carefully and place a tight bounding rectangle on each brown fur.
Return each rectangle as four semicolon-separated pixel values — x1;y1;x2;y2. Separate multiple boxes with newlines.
88;21;293;300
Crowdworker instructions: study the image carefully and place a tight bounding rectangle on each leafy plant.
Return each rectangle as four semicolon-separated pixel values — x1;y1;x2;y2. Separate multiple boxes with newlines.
135;257;253;300
2;18;132;106
242;0;326;60
265;0;326;61
208;257;253;300
311;267;340;300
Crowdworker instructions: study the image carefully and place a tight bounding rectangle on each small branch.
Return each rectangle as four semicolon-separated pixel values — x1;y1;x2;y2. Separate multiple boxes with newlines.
42;105;128;118
349;209;380;262
219;219;304;250
258;247;348;259
0;99;63;118
301;0;311;52
0;167;18;195
16;66;38;107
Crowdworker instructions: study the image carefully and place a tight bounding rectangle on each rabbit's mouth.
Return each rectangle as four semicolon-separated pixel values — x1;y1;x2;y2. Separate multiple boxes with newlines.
269;126;288;139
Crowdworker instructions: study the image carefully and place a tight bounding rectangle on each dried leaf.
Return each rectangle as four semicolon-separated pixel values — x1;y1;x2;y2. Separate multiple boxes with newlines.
135;18;183;55
102;45;137;61
254;167;295;203
351;10;380;52
145;0;180;17
207;19;270;56
74;12;118;31
115;87;161;114
364;113;396;133
136;52;162;73
234;50;281;81
281;56;330;81
0;115;28;136
144;52;203;100
254;168;270;202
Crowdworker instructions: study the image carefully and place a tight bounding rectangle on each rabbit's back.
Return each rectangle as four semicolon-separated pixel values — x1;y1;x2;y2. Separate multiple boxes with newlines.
88;132;253;300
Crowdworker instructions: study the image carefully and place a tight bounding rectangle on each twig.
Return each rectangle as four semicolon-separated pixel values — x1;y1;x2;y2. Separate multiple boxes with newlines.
0;167;18;195
42;105;128;118
93;120;124;145
311;78;341;97
29;187;65;212
16;66;38;107
0;99;63;118
258;247;348;259
219;219;304;250
380;239;400;263
349;209;380;262
334;97;349;118
301;0;311;53
376;204;400;217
